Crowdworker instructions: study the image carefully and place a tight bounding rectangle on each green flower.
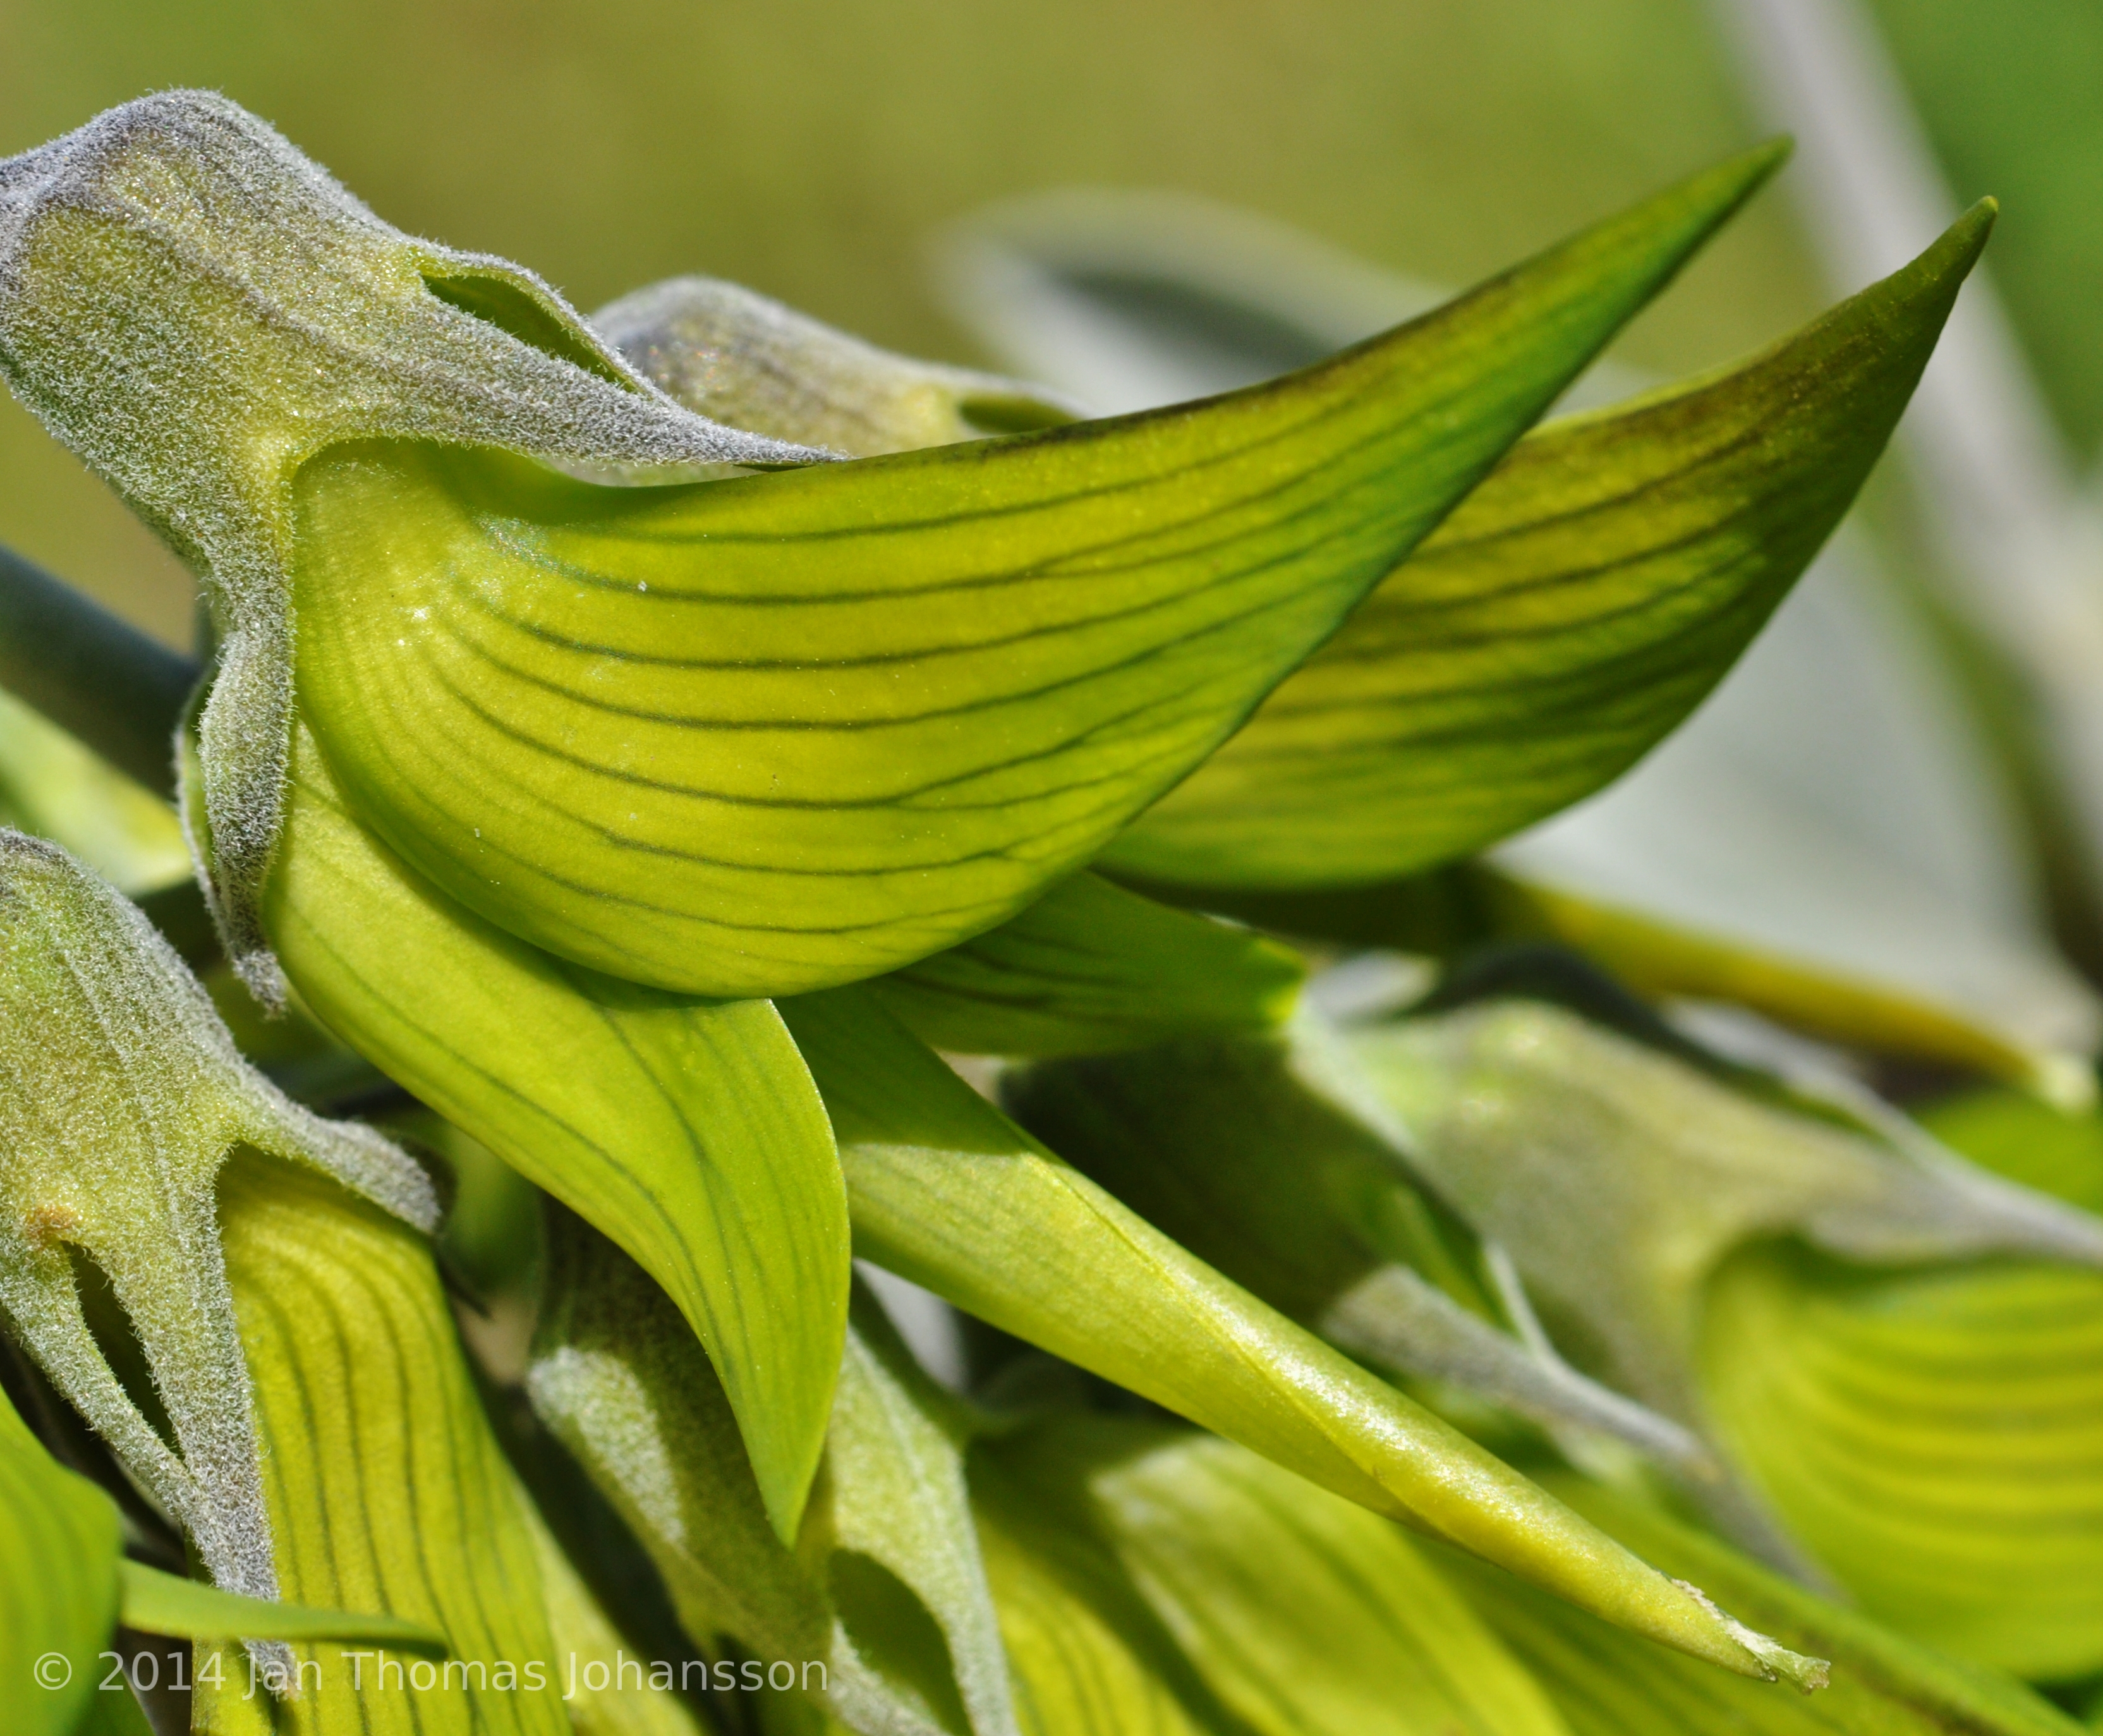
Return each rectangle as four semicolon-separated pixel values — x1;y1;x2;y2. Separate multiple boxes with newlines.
3;90;1795;1009
0;88;2031;1721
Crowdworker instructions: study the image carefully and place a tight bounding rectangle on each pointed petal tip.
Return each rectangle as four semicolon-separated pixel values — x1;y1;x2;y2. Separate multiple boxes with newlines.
1950;195;1999;251
1700;135;1792;204
1671;1577;1831;1692
1747;134;1795;174
1889;198;1997;300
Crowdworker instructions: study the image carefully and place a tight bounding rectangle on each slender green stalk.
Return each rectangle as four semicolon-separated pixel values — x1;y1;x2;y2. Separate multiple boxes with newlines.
0;542;198;797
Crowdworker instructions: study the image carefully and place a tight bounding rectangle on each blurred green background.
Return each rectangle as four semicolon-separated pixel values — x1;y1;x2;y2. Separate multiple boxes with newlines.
1;0;2095;648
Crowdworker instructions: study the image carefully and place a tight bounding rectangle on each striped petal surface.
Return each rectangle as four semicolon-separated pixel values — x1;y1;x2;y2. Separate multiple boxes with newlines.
1106;203;1992;890
291;146;1783;999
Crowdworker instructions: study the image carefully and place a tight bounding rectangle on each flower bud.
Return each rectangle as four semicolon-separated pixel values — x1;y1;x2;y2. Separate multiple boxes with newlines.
0;831;434;1646
595;274;1079;457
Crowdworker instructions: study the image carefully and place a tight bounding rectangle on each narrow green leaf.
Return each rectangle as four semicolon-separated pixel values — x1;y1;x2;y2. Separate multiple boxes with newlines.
262;716;849;1541
526;1211;1015;1736
1704;1241;2103;1680
117;1560;445;1651
1105;202;1995;890
193;1148;566;1733
988;1416;1577;1736
0;687;192;895
1165;862;2098;1105
1431;1470;2087;1736
0;1383;121;1736
870;873;1304;1057
291;143;1785;1001
777;986;1826;1687
1489;875;2101;1108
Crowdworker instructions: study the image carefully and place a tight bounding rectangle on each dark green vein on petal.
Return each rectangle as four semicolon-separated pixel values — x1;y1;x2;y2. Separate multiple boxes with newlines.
292;144;1787;999
1703;1242;2103;1681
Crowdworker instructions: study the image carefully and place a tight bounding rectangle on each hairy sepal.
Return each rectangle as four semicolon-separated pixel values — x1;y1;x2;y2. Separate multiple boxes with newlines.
528;1215;1019;1736
595;274;1081;455
0;830;432;1666
0;92;823;1002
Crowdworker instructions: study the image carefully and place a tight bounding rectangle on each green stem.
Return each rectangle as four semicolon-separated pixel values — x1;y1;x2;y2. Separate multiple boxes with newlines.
0;544;198;797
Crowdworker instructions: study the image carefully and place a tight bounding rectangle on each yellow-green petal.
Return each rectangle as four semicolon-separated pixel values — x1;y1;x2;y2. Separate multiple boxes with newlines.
1704;1242;2103;1680
193;1149;565;1735
987;1416;1575;1736
0;1383;121;1736
1106;203;1994;890
871;873;1304;1057
263;716;849;1541
522;1495;720;1736
292;143;1785;1000
969;1450;1234;1736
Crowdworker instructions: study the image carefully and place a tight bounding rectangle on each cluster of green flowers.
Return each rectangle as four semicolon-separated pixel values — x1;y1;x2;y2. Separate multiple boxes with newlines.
3;91;2099;1736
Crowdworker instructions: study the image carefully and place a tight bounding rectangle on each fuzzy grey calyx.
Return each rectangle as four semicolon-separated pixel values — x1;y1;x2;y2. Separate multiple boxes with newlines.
0;831;438;1678
0;91;833;996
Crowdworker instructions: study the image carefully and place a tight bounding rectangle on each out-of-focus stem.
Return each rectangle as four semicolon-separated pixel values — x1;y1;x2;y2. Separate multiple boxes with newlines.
0;543;198;798
1712;0;2103;896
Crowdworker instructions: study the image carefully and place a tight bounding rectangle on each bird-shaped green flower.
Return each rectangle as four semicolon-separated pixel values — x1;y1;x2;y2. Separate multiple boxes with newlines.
0;90;1788;1007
